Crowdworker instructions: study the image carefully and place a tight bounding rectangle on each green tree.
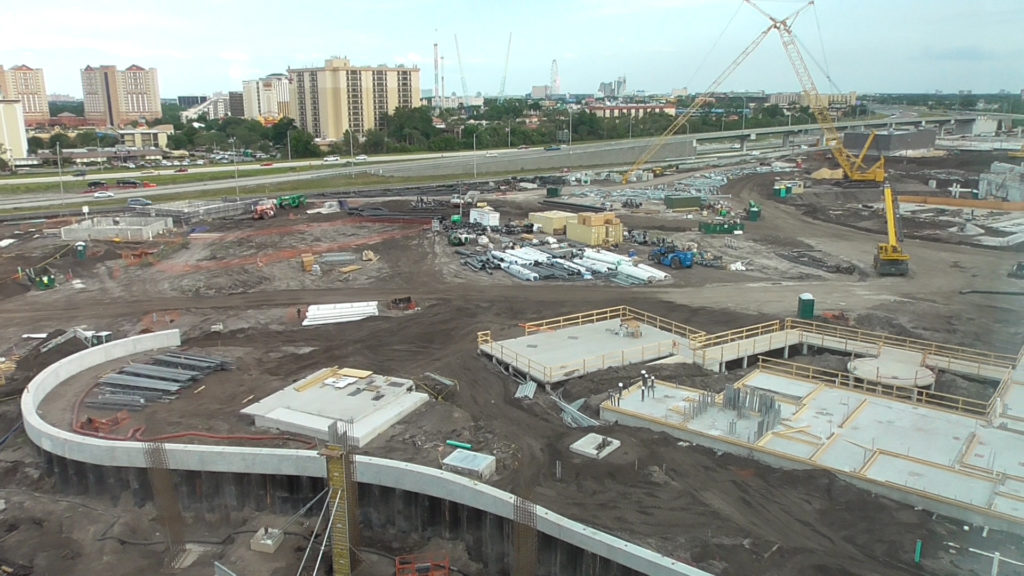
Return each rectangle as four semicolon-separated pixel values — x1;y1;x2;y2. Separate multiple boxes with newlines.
27;136;46;153
49;133;73;150
361;129;387;154
288;129;320;158
73;130;99;148
167;133;189;150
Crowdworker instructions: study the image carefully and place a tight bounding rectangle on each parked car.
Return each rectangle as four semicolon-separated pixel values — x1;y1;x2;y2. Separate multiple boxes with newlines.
174;167;188;173
355;154;369;161
93;191;115;199
127;198;152;207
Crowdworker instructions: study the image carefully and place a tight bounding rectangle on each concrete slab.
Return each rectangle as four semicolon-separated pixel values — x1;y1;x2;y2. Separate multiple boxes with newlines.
601;367;1024;531
848;346;935;389
481;319;687;383
241;368;429;447
569;433;621;460
442;449;497;480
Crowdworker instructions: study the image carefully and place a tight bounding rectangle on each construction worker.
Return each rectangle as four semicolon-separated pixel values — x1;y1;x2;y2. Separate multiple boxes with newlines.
296;307;303;321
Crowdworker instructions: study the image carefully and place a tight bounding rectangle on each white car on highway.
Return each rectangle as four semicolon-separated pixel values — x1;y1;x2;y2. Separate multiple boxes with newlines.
93;191;115;199
355;155;369;161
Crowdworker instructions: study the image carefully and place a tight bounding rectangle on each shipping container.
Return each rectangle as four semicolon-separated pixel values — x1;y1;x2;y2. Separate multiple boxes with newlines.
529;210;577;234
663;195;705;210
566;221;606;246
469;208;501;227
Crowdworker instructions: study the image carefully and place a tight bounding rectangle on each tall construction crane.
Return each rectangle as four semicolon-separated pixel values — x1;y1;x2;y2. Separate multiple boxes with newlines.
874;182;910;275
621;8;793;183
624;1;884;183
454;35;470;108
498;33;512;103
745;0;884;182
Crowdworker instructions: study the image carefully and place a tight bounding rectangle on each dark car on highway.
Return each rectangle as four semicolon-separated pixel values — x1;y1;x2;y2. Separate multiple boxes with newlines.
87;180;107;189
544;145;562;151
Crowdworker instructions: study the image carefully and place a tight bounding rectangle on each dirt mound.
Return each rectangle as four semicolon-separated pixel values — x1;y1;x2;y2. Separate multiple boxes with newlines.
4;330;89;393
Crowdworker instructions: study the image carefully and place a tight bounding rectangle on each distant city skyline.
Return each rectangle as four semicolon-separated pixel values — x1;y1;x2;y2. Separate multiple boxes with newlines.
2;0;1020;99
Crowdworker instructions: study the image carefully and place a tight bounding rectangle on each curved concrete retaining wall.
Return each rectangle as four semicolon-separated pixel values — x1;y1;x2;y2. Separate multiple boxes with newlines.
21;330;706;576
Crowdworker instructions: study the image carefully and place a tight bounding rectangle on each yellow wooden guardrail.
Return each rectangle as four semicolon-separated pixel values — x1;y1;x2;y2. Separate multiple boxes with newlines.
757;356;990;417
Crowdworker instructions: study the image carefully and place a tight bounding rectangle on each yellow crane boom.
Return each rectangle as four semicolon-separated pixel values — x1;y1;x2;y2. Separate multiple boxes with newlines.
747;0;885;182
874;182;910;275
621;15;789;183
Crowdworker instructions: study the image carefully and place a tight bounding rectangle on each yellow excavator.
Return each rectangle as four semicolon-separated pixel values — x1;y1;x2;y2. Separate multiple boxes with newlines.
874;182;910;276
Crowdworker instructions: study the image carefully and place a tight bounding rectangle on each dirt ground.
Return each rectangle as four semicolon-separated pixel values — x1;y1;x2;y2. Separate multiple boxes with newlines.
1;151;1022;576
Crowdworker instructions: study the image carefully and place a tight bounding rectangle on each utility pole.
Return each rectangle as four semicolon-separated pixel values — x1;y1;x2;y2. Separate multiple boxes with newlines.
507;118;512;148
472;132;477;178
286;125;294;161
230;138;239;201
56;141;65;215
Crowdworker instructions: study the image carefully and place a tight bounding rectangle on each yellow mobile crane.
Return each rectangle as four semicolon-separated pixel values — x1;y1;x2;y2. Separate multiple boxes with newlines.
623;1;885;184
874;182;910;275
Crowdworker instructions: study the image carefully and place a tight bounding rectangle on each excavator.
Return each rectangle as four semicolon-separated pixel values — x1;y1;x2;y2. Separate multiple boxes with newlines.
874;182;910;276
622;1;885;184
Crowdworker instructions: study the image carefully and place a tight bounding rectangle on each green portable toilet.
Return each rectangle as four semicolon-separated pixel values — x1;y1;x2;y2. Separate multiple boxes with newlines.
797;293;815;320
74;241;87;260
546;186;562;198
451;214;462;224
747;201;761;222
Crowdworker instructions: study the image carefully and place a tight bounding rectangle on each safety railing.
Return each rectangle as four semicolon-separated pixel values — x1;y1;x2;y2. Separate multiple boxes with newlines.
694;329;797;369
693;320;784;349
521;307;627;335
521;306;706;341
757;357;991;418
785;319;1017;368
477;332;555;382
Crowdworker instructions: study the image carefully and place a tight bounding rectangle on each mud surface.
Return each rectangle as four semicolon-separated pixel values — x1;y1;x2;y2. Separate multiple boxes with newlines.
0;152;1022;575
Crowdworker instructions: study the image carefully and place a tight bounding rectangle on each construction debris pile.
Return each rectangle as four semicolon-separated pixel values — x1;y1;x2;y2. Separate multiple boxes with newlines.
775;249;856;275
84;352;231;412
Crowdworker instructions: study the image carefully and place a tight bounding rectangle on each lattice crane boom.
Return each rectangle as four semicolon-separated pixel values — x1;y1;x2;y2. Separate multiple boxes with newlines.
754;0;885;182
622;23;776;183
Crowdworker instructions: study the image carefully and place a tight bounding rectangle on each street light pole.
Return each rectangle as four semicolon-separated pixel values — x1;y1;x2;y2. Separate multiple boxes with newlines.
56;142;65;215
568;108;572;149
230;138;239;201
286;126;294;161
473;133;477;178
507;118;511;149
629;115;633;139
741;96;747;134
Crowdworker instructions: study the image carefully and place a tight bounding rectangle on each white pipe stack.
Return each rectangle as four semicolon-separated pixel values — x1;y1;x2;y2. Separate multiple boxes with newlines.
634;263;670;281
616;265;657;284
576;258;613;274
582;248;633;267
489;251;532;267
503;263;539;281
302;301;379;326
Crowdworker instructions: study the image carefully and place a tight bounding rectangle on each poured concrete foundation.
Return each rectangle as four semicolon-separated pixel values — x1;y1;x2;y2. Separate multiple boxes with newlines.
60;216;173;241
570;433;621;460
241;368;429;447
847;347;936;388
480;319;688;383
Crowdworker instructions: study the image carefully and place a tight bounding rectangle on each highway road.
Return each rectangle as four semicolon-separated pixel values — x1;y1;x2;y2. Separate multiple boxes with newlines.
0;112;964;212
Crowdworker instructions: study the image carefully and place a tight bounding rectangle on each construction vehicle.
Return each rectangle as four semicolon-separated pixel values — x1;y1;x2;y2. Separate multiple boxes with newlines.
648;245;694;269
746;200;762;221
276;194;307;209
623;1;884;184
253;200;277;220
873;182;910;276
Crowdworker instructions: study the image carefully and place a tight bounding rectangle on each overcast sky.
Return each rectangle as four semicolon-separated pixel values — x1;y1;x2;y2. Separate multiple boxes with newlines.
3;0;1020;99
